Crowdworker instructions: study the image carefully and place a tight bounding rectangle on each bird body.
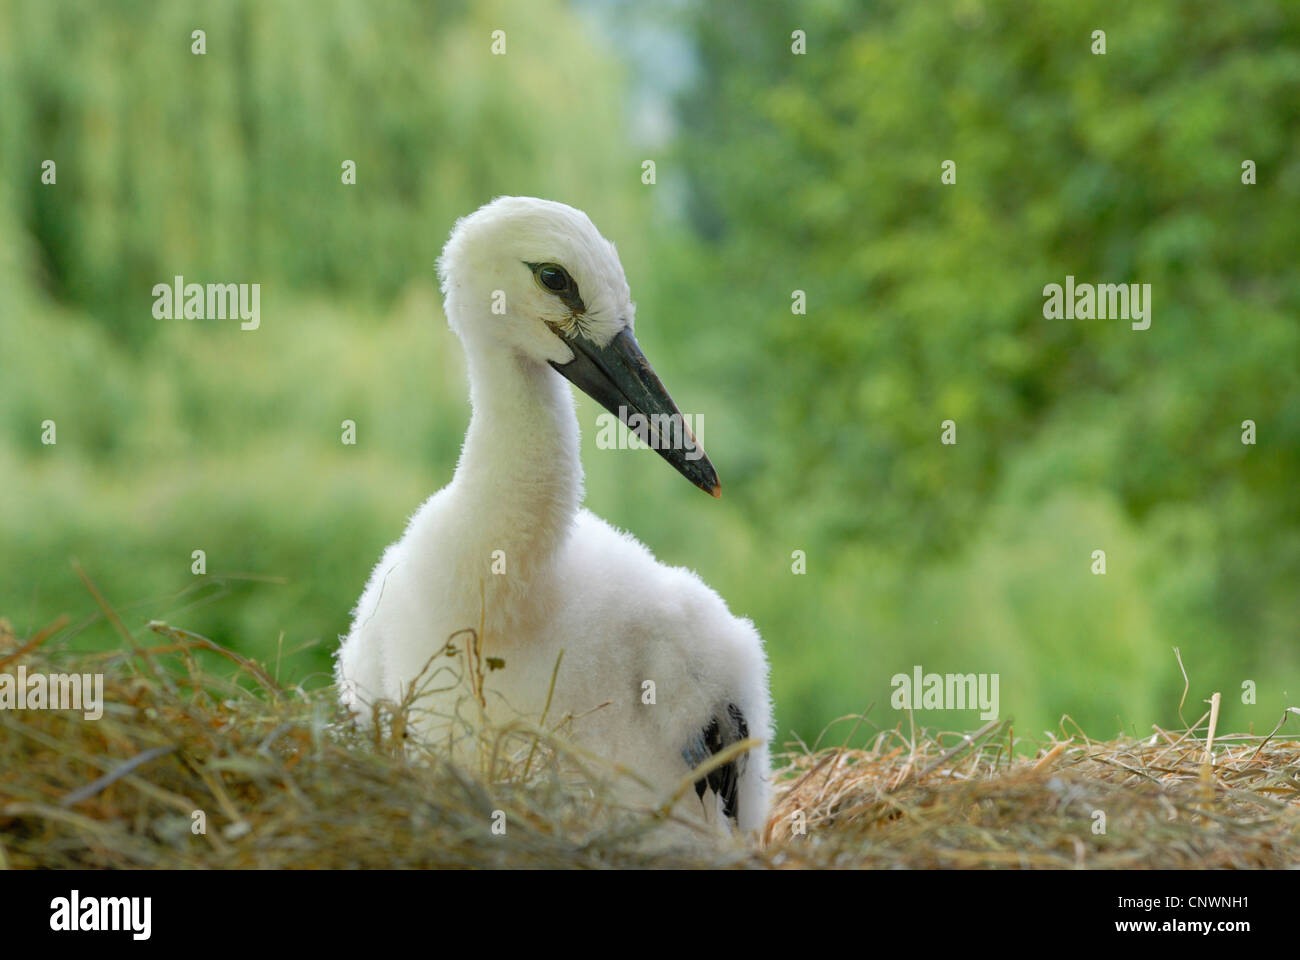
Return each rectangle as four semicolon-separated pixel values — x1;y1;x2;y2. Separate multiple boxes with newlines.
336;197;771;837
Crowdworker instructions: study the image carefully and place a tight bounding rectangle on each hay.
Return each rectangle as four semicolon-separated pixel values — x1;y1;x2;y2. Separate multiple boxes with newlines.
766;713;1300;868
2;615;1298;869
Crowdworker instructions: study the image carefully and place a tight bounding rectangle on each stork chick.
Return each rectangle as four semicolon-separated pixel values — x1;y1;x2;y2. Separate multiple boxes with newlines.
335;197;771;837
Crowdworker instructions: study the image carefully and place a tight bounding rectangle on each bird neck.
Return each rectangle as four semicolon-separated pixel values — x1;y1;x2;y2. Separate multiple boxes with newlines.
451;339;583;584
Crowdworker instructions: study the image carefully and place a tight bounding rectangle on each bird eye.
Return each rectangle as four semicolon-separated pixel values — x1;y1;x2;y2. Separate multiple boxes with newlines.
536;264;570;293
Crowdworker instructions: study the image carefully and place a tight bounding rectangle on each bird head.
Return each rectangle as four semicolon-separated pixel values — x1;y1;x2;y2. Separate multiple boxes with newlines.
437;196;720;497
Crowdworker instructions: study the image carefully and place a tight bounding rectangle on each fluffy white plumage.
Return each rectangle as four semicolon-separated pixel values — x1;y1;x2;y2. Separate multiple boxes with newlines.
335;196;772;837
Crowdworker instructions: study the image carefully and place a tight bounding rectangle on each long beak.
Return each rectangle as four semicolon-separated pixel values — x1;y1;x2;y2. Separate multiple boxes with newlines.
549;327;721;497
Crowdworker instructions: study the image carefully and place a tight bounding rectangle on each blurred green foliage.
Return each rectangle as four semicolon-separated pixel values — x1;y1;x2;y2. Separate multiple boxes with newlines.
1;0;1296;748
671;0;1300;739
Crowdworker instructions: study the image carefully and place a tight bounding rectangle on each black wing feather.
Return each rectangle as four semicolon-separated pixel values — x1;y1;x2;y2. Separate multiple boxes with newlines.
683;703;749;823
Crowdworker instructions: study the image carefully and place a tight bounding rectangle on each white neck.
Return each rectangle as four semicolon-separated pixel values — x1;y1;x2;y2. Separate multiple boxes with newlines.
447;336;583;604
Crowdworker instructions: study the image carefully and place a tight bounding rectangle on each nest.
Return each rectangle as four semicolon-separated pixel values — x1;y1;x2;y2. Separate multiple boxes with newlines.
2;613;1297;869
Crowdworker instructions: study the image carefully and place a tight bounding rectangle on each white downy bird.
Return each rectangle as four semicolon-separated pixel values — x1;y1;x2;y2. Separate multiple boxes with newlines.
335;196;771;837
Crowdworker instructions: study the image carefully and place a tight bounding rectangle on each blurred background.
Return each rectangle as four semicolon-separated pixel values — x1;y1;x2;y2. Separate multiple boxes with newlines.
2;0;1297;749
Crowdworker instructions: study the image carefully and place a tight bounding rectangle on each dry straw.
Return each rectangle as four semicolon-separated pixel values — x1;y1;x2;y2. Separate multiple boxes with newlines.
1;604;1297;869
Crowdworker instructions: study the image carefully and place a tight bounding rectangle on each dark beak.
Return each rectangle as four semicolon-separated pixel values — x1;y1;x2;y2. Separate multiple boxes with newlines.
549;327;721;497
